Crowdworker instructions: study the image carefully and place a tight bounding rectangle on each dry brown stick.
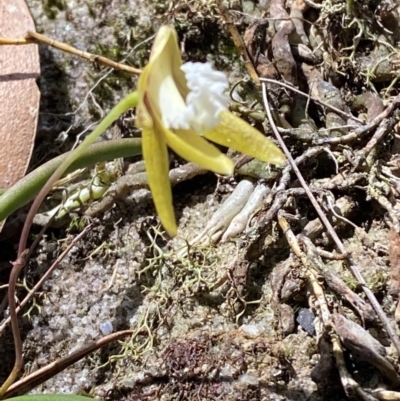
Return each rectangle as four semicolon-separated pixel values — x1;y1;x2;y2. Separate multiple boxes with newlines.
0;224;93;335
353;117;394;168
262;82;400;357
216;0;260;85
2;330;134;399
0;31;142;75
270;0;297;86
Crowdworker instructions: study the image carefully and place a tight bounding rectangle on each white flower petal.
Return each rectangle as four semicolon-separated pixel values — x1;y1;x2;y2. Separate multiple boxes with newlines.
158;73;189;129
181;62;229;133
158;61;229;133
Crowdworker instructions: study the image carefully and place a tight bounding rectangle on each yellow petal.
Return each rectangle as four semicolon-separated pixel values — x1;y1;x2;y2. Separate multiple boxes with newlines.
144;26;188;112
203;110;286;166
150;26;188;97
148;26;184;79
160;123;234;175
142;125;177;237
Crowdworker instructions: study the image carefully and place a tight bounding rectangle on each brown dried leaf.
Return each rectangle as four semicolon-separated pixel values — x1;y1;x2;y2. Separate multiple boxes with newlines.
270;0;297;86
243;21;279;80
301;63;348;136
243;20;261;64
0;1;40;189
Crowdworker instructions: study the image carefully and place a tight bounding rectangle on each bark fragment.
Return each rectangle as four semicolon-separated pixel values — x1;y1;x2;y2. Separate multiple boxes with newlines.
0;1;40;189
0;1;40;232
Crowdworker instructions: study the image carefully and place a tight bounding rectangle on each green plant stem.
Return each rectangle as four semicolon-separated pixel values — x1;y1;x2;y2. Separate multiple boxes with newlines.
0;138;142;222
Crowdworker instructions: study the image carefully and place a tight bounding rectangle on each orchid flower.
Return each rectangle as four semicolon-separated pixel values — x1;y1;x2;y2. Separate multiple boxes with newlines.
136;26;285;236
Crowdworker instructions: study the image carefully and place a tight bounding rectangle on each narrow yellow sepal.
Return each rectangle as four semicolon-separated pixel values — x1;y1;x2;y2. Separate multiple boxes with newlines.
203;110;286;167
141;126;177;237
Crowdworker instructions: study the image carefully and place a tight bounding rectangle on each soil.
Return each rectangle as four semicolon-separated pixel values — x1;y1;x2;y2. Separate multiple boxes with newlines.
2;0;400;400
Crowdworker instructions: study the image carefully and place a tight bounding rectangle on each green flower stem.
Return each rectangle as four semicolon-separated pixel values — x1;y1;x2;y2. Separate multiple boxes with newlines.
0;138;142;221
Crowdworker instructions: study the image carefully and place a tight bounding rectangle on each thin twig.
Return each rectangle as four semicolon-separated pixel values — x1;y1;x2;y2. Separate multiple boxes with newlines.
2;330;133;399
0;224;93;397
0;251;27;398
0;32;141;75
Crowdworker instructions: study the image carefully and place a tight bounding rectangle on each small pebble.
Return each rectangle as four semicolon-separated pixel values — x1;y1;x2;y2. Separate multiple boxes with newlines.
240;324;262;338
238;373;259;386
99;321;113;336
296;308;315;336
